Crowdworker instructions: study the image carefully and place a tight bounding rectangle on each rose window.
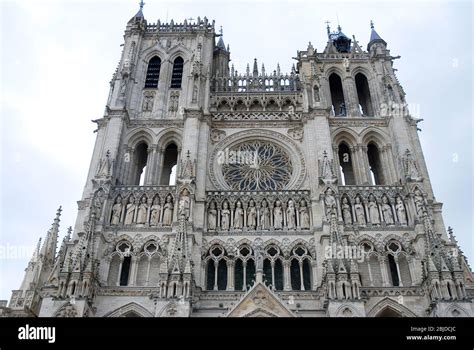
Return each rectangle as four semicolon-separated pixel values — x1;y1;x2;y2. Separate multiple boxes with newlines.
221;141;293;190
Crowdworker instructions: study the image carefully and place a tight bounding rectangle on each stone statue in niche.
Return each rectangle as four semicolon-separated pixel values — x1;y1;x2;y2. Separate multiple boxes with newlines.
192;82;198;103
341;197;352;224
354;196;366;225
207;201;217;231
260;199;270;230
92;190;105;219
381;196;394;224
313;84;320;103
162;195;174;226
403;149;423;182
342;57;350;71
221;201;230;231
319;151;337;184
120;79;128;96
247;199;257;230
150;197;161;226
299;199;310;229
136;196;148;224
396;196;408;226
233;201;244;229
178;188;191;219
142;93;154;112
124;197;137;225
368;194;380;225
254;244;263;272
110;196;123;225
339;103;346;116
179;151;195;182
286;200;296;230
273;200;283;229
97;150;113;178
413;189;426;218
324;188;337;219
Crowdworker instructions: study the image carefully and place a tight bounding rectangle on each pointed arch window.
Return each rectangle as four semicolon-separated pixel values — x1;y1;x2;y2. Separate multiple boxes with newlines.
355;73;373;116
160;143;178;185
170;57;184;88
144;56;161;89
367;143;384;185
133;142;148;186
338;142;355;185
329;73;346;116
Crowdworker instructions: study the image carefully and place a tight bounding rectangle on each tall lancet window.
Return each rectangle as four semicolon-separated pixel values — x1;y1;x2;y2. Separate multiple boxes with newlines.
367;143;384;185
355;73;374;116
170;56;184;88
144;56;161;89
329;73;346;116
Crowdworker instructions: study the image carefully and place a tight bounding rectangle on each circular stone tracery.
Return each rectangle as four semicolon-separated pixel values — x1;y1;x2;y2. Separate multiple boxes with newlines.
221;141;293;191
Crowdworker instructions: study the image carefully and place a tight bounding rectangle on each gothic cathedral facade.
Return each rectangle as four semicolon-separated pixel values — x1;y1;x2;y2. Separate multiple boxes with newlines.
3;7;473;318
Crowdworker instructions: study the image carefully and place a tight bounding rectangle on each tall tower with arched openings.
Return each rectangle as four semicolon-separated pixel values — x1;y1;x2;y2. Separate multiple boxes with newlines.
3;6;472;318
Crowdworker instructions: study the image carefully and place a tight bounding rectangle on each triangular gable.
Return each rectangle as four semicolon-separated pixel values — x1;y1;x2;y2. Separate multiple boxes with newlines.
227;282;296;317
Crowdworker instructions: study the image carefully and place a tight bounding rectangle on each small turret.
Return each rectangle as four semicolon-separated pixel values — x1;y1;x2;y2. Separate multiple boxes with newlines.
367;21;387;52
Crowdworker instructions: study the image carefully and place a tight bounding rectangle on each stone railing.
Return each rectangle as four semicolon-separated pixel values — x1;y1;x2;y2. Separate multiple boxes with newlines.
107;185;177;228
212;74;300;93
9;290;37;310
211;111;301;122
205;190;312;232
145;17;214;33
334;185;413;227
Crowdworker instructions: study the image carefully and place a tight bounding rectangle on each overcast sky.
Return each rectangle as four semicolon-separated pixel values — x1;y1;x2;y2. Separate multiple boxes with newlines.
0;0;472;300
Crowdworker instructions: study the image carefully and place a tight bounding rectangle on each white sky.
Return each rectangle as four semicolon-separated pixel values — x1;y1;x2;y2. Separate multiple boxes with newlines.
0;0;472;300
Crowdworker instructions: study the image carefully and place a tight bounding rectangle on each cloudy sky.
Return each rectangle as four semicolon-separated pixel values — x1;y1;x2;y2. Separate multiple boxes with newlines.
0;0;472;300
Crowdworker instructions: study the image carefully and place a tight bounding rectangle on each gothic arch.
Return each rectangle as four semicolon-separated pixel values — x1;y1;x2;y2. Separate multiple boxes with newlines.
288;239;315;259
360;128;390;147
381;234;411;253
141;47;167;63
332;128;358;147
54;302;78;317
351;66;375;81
443;303;470;317
126;128;156;149
335;304;363;317
156;128;182;151
136;236;166;255
167;45;192;64
105;302;154;317
354;234;377;248
367;298;417;317
325;66;346;80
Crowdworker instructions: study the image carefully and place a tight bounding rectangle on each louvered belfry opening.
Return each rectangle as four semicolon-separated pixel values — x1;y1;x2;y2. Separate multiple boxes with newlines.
144;56;161;88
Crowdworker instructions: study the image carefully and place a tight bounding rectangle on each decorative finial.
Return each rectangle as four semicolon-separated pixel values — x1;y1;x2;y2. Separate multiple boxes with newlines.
139;0;145;11
56;206;63;217
325;20;331;34
370;20;374;29
219;26;223;36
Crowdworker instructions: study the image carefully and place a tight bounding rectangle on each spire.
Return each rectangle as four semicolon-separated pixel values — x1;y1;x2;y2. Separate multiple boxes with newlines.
216;26;227;51
129;0;145;22
252;58;258;77
40;206;62;263
367;20;387;51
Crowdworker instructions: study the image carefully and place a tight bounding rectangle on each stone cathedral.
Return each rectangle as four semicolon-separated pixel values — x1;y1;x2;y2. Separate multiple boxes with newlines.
3;5;473;318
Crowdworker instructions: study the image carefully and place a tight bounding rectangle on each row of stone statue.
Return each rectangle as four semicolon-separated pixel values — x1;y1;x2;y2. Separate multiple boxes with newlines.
110;194;175;226
207;198;311;231
324;188;409;226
